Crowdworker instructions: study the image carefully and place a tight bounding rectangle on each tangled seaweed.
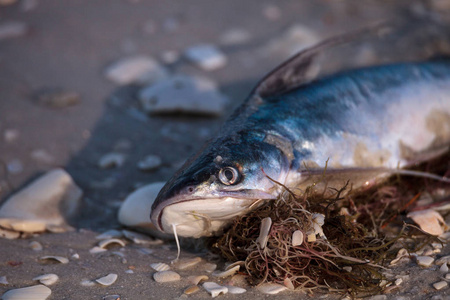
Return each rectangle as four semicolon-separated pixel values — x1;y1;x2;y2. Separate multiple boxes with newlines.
211;150;450;296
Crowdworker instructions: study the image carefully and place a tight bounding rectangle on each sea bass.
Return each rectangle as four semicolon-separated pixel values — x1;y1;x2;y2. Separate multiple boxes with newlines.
150;35;450;238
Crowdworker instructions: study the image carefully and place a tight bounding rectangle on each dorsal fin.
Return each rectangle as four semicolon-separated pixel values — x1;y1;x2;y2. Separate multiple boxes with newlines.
252;22;390;98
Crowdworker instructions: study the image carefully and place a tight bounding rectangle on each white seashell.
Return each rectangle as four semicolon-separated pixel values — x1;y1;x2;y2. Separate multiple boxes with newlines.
256;217;272;249
80;279;96;287
173;257;202;270
203;263;217;273
29;241;43;251
122;230;155;244
395;278;403;286
98;238;126;249
39;256;69;264
33;274;59;286
125;269;134;274
1;284;51;300
283;277;295;290
257;283;288;295
0;227;20;239
153;271;180;283
0;276;8;285
202;282;228;298
212;265;240;278
292;230;304;246
89;246;107;254
71;253;80;259
436;255;450;265
407;209;447;236
0;169;82;233
416;256;434;267
433;281;448;290
95;274;118;286
150;262;170;272
312;213;326;238
440;263;449;273
187;275;208;285
96;229;123;240
117;182;172;240
225;285;246;294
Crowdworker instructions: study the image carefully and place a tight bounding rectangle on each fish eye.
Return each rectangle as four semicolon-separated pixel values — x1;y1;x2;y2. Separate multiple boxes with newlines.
218;166;240;185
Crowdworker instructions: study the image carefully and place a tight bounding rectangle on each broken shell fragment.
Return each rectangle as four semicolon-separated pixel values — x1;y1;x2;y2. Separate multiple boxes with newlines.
283;277;295;290
187;275;208;285
440;263;449;273
292;230;304;246
256;217;272;249
184;285;200;295
203;263;217;273
122;230;156;244
98;238;126;249
153;271;180;283
416;256;434;267
173;257;202;270
96;229;123;240
150;262;170;272
2;284;51;300
33;274;59;286
407;209;447;236
433;281;448;290
96;274;118;286
89;246;107;254
202;282;228;298
29;241;43;251
212;265;240;278
39;256;69;264
225;285;246;294
80;279;96;287
257;283;288;295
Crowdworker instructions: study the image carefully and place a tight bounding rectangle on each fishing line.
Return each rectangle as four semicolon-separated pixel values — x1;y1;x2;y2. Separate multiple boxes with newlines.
172;224;181;261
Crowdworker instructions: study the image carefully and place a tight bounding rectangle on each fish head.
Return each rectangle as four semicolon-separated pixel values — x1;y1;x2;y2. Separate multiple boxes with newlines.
150;136;289;238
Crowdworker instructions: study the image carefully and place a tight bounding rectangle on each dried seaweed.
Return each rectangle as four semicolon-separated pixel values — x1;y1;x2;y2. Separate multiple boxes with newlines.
211;150;450;296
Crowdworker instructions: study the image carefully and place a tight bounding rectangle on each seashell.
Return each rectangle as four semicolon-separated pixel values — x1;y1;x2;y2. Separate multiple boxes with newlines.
203;263;217;273
416;256;434;267
153;271;180;283
39;256;69;264
96;229;123;240
150;262;170;272
395;278;403;286
96;274;118;286
436;255;450;265
173;257;202;270
0;276;9;285
33;274;59;286
307;233;316;242
390;248;409;265
446;273;450;280
283;278;295;290
312;213;326;238
440;263;449;273
292;230;304;246
257;283;288;295
125;270;134;274
255;217;272;249
407;209;447;236
80;279;96;287
225;285;246;294
98;238;126;249
187;275;208;285
433;281;448;290
225;261;244;271
122;230;155;245
343;266;352;272
29;241;43;251
184;285;200;295
102;295;120;300
71;253;80;259
0;227;20;239
2;284;51;300
89;246;107;254
202;282;228;298
98;153;126;169
212;265;240;278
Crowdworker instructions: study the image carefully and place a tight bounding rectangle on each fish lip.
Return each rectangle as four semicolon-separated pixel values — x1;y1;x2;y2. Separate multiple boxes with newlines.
151;192;276;233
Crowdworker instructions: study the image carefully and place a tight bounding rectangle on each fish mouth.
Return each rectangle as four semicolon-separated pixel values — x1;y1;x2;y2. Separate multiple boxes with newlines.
151;191;276;237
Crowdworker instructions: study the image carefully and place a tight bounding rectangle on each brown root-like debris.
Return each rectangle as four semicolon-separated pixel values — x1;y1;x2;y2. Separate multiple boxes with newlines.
211;150;450;296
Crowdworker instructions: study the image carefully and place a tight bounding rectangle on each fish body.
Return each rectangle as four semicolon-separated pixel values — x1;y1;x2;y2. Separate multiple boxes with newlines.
150;40;450;238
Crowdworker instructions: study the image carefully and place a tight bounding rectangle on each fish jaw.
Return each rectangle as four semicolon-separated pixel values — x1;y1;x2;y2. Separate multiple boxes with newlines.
151;192;276;238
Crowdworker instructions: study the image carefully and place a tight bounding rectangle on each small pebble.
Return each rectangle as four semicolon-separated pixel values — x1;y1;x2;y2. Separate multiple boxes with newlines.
98;153;126;169
153;271;180;283
395;278;403;286
184;285;200;295
440;263;449;273
292;230;304;246
184;44;227;71
71;253;79;259
445;273;450;280
203;263;217;273
0;21;28;41
96;274;118;286
433;281;448;290
81;279;96;287
416;256;434;267
202;282;228;298
137;155;162;171
125;270;134;274
1;285;51;300
0;276;8;285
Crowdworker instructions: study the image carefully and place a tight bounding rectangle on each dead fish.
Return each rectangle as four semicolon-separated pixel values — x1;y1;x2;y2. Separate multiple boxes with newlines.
151;30;450;238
